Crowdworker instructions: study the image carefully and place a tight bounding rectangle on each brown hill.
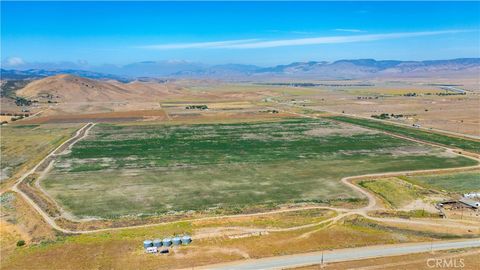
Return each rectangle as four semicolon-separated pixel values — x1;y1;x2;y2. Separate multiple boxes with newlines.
16;74;173;103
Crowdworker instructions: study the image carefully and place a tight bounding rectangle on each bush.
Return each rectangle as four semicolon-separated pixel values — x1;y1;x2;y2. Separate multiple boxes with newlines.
16;240;26;247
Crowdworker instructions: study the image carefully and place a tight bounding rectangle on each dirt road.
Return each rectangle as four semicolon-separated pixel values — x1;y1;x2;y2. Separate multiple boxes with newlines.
11;122;95;233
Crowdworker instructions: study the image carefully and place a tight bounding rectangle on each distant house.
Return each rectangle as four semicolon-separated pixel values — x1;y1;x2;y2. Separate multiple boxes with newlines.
459;198;480;209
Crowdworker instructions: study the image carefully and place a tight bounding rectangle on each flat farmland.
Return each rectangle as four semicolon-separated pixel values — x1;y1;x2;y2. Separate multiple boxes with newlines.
405;170;480;193
42;118;476;218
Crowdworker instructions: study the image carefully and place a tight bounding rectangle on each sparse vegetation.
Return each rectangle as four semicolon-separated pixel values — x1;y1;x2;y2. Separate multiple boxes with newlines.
371;113;404;119
185;104;208;110
16;240;25;247
14;97;32;106
0;79;32;98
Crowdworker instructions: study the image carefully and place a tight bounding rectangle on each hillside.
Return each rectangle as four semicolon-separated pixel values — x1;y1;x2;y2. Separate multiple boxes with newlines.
16;74;171;103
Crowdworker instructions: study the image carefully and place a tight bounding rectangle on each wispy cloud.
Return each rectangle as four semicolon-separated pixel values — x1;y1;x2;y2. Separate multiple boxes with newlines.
334;28;365;33
140;30;470;50
140;39;259;49
4;57;25;66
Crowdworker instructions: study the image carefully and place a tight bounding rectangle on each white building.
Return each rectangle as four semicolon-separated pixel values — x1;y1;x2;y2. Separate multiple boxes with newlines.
459;198;480;209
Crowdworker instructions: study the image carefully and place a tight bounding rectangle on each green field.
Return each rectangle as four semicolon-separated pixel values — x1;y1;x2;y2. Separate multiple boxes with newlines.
329;116;480;153
42;118;476;218
405;171;480;193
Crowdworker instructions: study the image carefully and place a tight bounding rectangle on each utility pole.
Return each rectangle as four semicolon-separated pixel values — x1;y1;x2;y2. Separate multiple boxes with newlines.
320;251;326;269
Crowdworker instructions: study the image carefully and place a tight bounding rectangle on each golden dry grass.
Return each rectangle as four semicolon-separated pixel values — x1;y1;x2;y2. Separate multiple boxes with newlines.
1;215;458;270
0;192;56;260
0;123;79;189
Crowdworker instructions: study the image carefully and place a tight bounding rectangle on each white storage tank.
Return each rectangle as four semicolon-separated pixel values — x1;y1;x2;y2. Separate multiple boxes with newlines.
172;237;181;245
181;235;192;245
153;239;162;247
143;240;153;248
162;238;172;247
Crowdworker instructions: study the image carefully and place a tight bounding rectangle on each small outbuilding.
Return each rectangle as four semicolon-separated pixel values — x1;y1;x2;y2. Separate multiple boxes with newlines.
459;198;480;209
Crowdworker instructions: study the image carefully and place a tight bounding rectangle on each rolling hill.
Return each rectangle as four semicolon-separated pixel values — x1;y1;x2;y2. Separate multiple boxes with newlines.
15;74;172;103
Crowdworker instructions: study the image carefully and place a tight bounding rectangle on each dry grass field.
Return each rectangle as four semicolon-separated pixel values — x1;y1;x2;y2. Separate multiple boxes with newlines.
11;77;479;136
3;214;475;270
0;123;79;185
18;110;169;124
0;192;57;260
262;80;480;136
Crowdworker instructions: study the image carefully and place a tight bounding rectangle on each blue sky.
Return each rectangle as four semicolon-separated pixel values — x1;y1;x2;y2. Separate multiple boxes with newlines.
1;1;479;68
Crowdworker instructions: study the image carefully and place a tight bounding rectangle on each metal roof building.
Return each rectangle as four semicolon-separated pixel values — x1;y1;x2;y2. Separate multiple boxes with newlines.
459;198;480;209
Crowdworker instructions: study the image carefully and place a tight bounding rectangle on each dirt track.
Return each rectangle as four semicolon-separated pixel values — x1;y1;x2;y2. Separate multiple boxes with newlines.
11;123;95;233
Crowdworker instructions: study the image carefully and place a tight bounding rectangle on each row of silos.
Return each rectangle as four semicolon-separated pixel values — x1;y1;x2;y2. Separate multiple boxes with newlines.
143;235;192;248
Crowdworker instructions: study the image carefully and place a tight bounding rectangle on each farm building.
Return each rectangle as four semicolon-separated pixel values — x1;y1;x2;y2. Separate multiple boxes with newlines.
459;198;480;209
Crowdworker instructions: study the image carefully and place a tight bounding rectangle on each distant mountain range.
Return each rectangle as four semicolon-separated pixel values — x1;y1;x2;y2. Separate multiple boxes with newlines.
2;58;479;81
0;69;131;82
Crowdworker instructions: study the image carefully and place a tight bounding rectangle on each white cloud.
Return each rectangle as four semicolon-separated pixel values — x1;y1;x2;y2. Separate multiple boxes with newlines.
5;57;25;66
220;30;470;49
139;39;259;50
334;29;364;33
140;30;470;50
